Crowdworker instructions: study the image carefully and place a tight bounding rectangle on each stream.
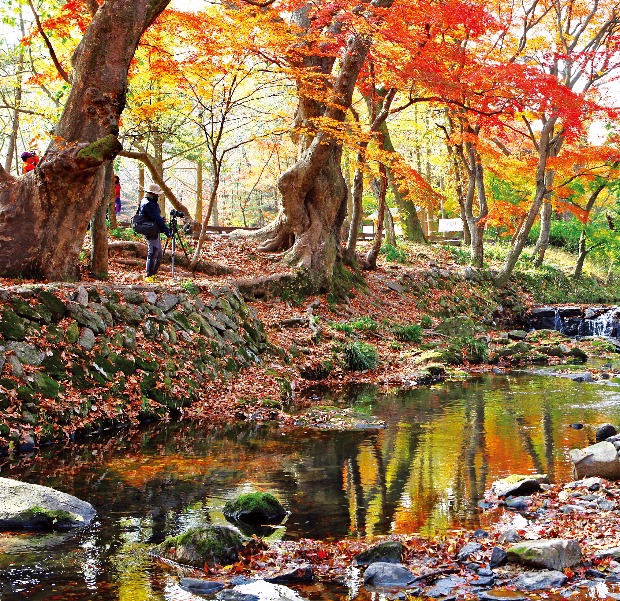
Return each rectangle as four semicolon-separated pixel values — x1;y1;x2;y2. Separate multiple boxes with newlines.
1;370;620;600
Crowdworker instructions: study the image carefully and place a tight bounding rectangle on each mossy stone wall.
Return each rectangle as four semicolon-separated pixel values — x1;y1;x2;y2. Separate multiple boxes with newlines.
0;283;267;452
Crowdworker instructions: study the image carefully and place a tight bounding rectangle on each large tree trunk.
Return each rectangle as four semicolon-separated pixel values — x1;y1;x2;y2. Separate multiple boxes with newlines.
0;0;171;280
248;31;372;288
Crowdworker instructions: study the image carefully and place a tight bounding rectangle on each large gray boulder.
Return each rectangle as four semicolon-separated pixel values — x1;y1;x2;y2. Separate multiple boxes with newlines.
0;477;95;530
570;442;620;480
507;539;581;571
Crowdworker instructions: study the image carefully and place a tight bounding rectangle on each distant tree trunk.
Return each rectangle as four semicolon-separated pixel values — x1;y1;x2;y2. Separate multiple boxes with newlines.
574;230;587;280
5;12;25;175
495;117;558;287
154;133;165;215
365;162;388;269
379;120;426;243
196;159;203;222
344;144;365;265
455;127;487;268
190;157;221;269
385;201;395;245
533;200;552;267
573;184;606;280
90;163;114;278
138;165;145;203
0;0;171;280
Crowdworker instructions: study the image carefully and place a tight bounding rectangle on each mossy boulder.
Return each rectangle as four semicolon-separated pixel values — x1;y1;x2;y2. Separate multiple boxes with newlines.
353;540;404;566
434;316;476;338
223;492;286;525
157;525;245;567
567;347;588;363
37;290;67;320
0;308;27;341
0;477;95;530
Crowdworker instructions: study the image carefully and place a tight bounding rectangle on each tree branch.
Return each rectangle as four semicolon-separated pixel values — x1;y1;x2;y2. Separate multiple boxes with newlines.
27;0;70;83
118;149;193;217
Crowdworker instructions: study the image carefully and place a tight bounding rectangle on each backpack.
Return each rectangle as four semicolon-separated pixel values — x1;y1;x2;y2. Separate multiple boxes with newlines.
131;203;158;238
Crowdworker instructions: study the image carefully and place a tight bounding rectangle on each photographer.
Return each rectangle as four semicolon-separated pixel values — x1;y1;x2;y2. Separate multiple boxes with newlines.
139;184;171;282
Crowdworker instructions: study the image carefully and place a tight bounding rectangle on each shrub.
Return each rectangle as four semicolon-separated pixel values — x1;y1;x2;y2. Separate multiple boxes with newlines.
331;321;354;333
380;243;407;263
343;341;378;371
443;336;489;365
181;280;200;295
351;315;380;332
420;315;433;329
391;323;423;342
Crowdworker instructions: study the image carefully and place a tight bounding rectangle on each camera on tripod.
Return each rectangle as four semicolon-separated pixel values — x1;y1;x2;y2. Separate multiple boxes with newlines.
170;209;185;219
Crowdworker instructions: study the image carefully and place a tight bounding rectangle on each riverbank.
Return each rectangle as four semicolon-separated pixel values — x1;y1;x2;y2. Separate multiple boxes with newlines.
0;236;619;452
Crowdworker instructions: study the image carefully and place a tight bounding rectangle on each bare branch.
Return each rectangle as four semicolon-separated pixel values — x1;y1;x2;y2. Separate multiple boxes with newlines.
118;150;192;217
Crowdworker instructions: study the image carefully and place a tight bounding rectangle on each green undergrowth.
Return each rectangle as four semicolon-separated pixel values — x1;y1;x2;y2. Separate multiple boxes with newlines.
445;242;620;305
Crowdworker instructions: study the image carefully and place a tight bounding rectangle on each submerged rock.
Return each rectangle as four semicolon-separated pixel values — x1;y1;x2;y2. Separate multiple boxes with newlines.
219;580;306;601
223;493;286;526
363;562;416;587
507;539;581;571
180;578;226;595
0;477;95;530
513;570;567;591
265;564;313;584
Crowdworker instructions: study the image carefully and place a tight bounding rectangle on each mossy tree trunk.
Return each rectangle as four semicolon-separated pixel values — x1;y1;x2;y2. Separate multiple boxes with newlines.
0;0;171;280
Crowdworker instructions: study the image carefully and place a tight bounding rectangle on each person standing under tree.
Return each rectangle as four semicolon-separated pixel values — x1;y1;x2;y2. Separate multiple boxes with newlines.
114;175;122;215
139;184;170;282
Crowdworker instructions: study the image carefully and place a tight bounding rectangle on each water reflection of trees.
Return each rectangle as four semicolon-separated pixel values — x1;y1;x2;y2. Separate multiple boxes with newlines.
0;374;614;599
337;375;604;537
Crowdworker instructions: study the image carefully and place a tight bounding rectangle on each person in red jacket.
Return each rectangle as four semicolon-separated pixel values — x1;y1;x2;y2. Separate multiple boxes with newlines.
21;151;39;174
114;175;122;215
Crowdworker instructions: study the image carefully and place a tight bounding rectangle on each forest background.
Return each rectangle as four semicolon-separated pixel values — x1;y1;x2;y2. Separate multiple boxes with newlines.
1;0;620;289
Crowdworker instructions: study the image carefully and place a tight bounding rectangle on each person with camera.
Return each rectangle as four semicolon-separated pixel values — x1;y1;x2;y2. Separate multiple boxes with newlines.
139;183;171;282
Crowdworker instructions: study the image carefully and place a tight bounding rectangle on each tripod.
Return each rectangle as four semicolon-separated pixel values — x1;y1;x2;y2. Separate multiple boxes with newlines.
163;213;190;276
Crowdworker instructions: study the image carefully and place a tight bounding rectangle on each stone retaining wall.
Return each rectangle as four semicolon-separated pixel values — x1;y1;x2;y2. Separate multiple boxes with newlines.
0;284;267;452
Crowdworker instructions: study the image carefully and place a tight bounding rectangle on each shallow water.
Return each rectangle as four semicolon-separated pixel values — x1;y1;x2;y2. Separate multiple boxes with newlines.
1;372;620;600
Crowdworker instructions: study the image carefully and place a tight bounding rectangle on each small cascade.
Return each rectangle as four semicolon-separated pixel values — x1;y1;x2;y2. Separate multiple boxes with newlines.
529;305;620;339
578;308;618;337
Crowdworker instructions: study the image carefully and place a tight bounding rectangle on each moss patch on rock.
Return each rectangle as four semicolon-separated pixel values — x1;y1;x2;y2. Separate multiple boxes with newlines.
157;525;245;567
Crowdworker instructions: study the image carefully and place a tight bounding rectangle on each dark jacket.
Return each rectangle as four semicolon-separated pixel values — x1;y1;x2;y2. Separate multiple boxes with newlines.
139;195;171;237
